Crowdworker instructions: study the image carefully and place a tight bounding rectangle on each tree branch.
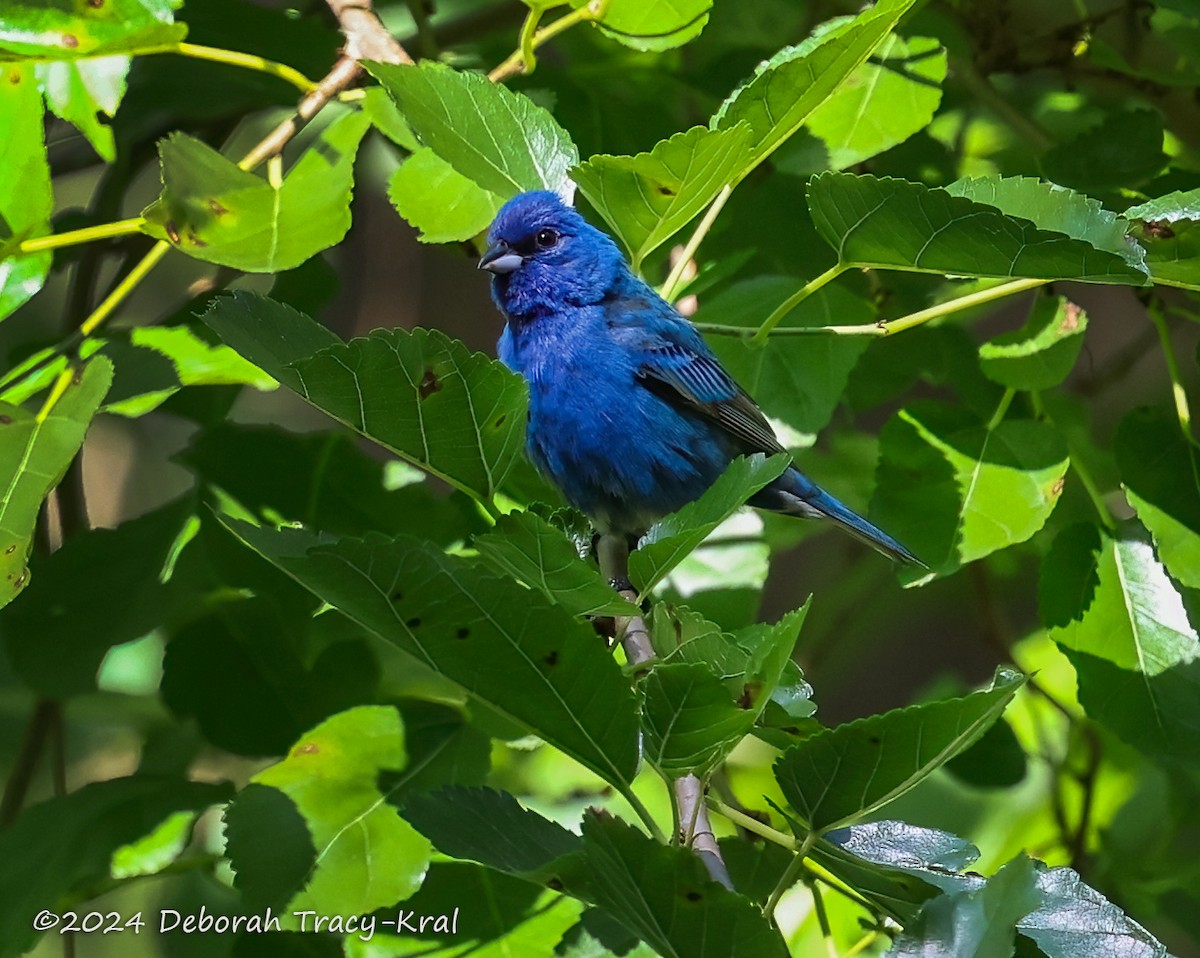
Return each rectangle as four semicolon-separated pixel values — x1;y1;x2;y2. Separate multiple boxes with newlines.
596;533;733;890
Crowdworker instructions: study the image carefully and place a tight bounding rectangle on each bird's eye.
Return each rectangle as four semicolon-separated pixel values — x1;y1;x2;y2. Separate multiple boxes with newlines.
535;228;559;248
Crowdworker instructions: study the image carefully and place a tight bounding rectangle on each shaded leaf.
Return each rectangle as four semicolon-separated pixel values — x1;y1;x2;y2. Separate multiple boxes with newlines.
202;293;528;502
774;667;1024;832
1;496;193;698
1125;189;1200;290
1040;522;1200;764
366;61;577;200
142;111;370;271
0;356;112;610
244;706;431;916
713;0;916;177
473;510;637;617
807;172;1149;283
571;124;752;270
0;777;228;958
388;147;505;244
1115;406;1200;589
890;855;1041;958
628;453;790;594
1041;109;1166;193
870;402;1068;586
402;786;582;880
224;783;317;913
223;521;642;791
978;295;1088;390
578;810;789;958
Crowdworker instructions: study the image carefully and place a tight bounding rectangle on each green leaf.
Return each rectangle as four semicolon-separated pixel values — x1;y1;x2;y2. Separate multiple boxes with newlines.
712;0;916;177
35;55;130;162
473;510;637;617
142;111;370;271
1115;407;1200;589
807;172;1150;283
1020;865;1171;958
0;777;228;958
798;34;947;172
774;667;1024;832
0;63;52;322
1040;523;1200;764
0;356;112;610
366;61;578;200
1125;189;1200;290
1;496;193;698
578;810;789;958
1041;109;1167;193
202;293;528;503
700;278;874;437
388;147;505;244
0;0;185;57
571;124;752;270
402;786;582;880
224;783;317;913
870;402;1068;585
162;600;379;757
890;855;1041;958
223;521;642;792
628;453;790;594
640;662;757;777
587;0;712;53
385;702;491;800
978;295;1088;390
243;706;431;916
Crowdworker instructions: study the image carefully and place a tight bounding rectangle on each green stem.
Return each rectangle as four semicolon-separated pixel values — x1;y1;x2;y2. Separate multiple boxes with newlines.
707;796;796;849
765;829;817;916
172;42;316;93
751;265;848;343
987;387;1017;431
79;241;171;338
1148;305;1194;440
660;184;734;301
16;218;146;255
708;276;1047;342
810;881;839;958
488;0;608;82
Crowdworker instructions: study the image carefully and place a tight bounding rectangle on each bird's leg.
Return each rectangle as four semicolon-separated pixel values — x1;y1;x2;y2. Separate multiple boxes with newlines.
596;533;655;667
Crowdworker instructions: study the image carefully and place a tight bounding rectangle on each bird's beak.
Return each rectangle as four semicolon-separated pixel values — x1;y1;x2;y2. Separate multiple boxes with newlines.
478;242;524;274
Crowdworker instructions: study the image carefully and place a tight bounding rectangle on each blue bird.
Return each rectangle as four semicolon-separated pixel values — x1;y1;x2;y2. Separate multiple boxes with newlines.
479;190;922;565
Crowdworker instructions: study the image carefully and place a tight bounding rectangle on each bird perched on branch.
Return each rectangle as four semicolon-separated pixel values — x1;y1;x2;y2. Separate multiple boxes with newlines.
479;190;922;565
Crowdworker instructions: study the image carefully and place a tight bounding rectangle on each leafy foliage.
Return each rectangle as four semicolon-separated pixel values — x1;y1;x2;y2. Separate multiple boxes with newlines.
0;1;1195;956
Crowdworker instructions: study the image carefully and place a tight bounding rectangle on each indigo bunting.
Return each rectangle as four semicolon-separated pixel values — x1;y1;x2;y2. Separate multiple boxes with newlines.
479;190;921;565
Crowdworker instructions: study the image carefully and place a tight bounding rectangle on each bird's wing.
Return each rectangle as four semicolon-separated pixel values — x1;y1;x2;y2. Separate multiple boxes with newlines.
635;341;787;457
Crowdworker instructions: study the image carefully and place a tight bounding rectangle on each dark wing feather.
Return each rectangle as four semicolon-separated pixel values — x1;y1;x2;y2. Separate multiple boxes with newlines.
635;344;786;456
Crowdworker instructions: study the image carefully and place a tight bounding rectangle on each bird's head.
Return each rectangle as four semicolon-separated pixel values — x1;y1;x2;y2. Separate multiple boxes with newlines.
479;190;624;317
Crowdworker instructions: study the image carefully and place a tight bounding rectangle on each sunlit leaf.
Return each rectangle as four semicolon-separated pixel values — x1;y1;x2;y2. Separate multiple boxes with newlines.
572;124;752;270
712;0;916;177
366;61;578;200
1040;522;1200;763
1125;188;1200;290
807;172;1149;283
586;0;712;53
978;295;1088;390
142;111;370;271
388;147;505;244
0;0;185;57
35;55;130;161
0;357;111;610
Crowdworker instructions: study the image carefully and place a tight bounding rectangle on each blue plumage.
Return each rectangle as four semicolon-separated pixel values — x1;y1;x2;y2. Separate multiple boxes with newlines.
480;190;921;565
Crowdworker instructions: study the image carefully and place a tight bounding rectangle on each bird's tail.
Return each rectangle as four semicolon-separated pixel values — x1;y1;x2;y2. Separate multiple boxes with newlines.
752;467;926;567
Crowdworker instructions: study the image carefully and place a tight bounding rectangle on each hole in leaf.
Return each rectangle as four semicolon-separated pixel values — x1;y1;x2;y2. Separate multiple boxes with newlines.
544;650;559;667
867;735;881;745
391;590;403;602
406;616;422;629
684;890;702;903
418;368;442;400
493;414;507;428
547;877;564;891
657;184;676;196
455;626;470;639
